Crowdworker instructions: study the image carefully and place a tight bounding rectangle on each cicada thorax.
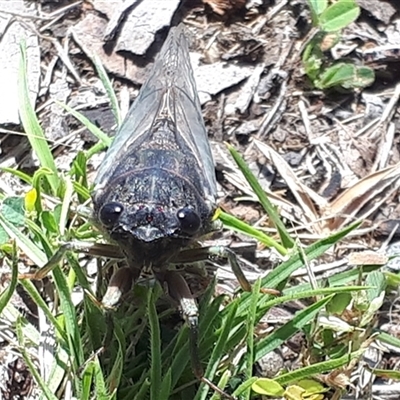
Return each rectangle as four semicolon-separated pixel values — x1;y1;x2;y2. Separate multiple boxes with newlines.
92;118;216;269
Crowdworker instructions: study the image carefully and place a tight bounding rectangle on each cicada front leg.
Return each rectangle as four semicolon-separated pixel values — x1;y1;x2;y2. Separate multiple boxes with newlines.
18;240;124;280
159;270;236;400
174;246;281;296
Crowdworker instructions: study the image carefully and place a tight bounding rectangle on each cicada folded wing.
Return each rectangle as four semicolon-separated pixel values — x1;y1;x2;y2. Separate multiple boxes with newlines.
94;25;216;201
92;24;218;268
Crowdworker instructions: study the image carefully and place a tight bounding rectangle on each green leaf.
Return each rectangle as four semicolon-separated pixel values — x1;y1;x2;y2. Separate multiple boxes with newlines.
107;321;125;395
0;196;26;247
316;63;355;89
371;368;400;380
16;319;59;400
342;66;375;89
377;330;400;350
298;378;327;395
326;292;352;314
52;264;84;375
71;152;90;203
1;167;33;185
81;361;95;400
252;378;285;396
2;197;25;226
93;356;111;400
232;221;361;319
57;101;112;147
40;211;59;235
232;377;259;397
303;50;323;82
366;271;386;303
0;226;9;246
195;301;238;400
0;211;47;266
160;369;172;399
210;371;232;400
275;348;364;385
244;279;261;400
319;0;360;32
59;176;74;236
359;271;386;327
19;279;67;343
133;379;151;400
307;0;328;25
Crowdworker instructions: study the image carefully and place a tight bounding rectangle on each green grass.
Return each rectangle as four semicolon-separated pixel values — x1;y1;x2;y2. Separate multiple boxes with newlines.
0;41;398;400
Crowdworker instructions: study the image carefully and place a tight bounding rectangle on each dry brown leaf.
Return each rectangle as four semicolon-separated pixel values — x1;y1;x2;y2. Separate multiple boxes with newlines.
202;0;246;15
254;139;326;233
348;251;388;266
324;163;400;231
318;370;351;390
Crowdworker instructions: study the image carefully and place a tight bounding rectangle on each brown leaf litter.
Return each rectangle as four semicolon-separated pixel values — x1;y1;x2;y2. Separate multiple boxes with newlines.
0;0;400;398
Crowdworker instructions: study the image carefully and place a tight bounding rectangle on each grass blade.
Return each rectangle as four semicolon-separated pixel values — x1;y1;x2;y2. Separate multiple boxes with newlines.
52;265;84;374
93;356;112;400
19;279;67;343
0;212;46;266
57;101;112;147
18;42;59;195
254;296;333;362
275;348;364;385
227;144;294;249
218;211;287;256
92;55;122;127
0;242;18;314
16;320;58;400
148;288;162;400
244;279;261;400
195;300;238;400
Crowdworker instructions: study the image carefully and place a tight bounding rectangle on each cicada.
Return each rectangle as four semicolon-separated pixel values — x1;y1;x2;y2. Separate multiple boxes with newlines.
92;24;251;398
92;24;218;302
30;24;251;399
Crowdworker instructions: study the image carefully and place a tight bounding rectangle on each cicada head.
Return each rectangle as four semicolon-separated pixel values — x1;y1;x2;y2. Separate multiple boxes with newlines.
92;150;216;266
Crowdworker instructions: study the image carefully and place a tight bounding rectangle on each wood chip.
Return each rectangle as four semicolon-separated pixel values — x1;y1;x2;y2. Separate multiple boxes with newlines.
72;14;253;106
71;13;149;85
327;163;400;230
0;2;40;125
44;78;71;142
102;0;141;42
190;53;254;104
92;0;121;18
115;0;181;55
234;63;265;114
357;0;396;25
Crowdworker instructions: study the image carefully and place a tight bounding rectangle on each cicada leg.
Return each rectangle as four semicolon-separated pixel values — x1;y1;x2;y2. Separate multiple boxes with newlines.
174;246;280;296
173;246;252;291
18;239;130;342
160;270;236;400
18;241;124;280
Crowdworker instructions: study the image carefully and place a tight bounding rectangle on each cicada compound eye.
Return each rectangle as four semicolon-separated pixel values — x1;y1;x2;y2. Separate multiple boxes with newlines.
99;202;124;227
177;207;201;235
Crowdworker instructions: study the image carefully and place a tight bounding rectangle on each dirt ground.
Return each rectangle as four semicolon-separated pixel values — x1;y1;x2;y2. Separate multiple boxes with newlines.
1;0;400;398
